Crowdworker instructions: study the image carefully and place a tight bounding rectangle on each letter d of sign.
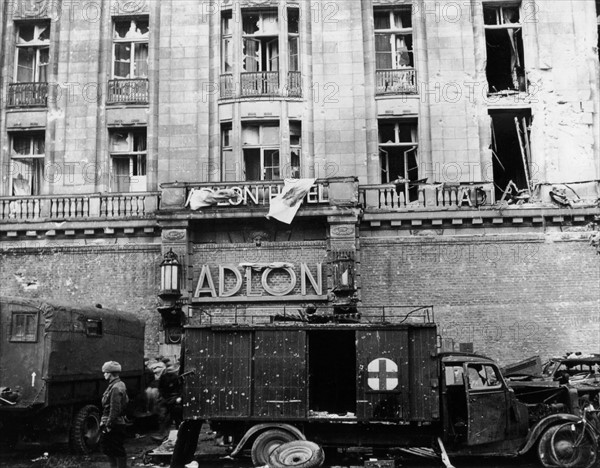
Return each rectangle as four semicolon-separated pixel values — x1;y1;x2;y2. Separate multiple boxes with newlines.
367;358;398;391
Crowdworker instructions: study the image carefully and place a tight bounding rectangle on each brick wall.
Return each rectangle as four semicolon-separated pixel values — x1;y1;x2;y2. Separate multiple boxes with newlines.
360;235;600;365
0;245;162;356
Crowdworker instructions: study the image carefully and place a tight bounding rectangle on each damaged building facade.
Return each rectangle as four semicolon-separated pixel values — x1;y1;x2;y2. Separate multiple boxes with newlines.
0;0;599;363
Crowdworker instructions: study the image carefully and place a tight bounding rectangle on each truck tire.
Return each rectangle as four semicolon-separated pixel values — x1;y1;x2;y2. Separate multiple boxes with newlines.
268;441;325;468
70;404;101;454
251;429;296;466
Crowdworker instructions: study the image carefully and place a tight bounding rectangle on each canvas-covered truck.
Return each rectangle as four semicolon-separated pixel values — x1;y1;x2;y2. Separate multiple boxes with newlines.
0;296;146;453
176;308;597;468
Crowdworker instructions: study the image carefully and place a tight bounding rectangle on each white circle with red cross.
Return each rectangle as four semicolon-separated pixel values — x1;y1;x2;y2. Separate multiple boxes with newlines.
367;358;399;391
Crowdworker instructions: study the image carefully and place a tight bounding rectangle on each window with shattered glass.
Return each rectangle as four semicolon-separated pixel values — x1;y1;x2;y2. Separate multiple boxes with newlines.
112;18;149;79
374;9;413;70
483;4;526;93
15;23;50;83
10;132;45;196
10;312;39;342
242;10;279;73
242;123;280;181
109;128;147;192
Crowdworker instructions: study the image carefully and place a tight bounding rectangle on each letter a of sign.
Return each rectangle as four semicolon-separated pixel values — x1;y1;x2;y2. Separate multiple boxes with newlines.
367;358;398;391
194;265;217;297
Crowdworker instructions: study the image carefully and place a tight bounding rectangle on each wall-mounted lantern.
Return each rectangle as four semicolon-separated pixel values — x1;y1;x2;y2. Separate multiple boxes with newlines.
159;249;182;299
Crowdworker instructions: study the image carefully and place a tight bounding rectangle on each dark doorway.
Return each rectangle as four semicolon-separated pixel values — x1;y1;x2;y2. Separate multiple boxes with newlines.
489;109;532;200
308;331;356;414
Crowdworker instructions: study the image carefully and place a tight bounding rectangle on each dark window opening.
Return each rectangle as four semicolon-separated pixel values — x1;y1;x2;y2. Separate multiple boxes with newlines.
308;331;356;414
489;109;532;200
10;312;39;342
484;5;526;93
85;319;103;336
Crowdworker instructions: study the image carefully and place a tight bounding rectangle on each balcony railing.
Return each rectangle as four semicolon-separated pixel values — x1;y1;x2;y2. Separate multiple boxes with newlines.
360;182;495;210
107;78;149;104
0;192;159;222
241;71;279;97
376;69;418;95
182;180;329;208
7;82;48;107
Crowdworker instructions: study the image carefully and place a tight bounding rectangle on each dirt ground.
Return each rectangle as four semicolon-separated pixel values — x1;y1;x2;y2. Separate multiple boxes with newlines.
0;423;230;468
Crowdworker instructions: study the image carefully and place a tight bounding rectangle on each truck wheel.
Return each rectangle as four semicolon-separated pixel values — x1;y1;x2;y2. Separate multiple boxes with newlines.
251;429;296;466
70;404;101;454
537;425;560;468
268;441;325;468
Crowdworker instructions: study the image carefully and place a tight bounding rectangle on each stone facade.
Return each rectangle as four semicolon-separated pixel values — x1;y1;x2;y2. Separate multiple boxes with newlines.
1;1;599;364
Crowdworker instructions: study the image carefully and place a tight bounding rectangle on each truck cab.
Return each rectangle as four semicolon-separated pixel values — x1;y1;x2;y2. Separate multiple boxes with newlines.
440;354;530;454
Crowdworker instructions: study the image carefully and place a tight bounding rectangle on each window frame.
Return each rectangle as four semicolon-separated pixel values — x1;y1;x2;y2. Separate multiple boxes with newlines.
109;128;147;192
10;131;46;196
10;311;39;343
465;363;503;391
112;17;149;79
378;119;419;185
85;319;103;337
14;22;50;83
288;8;300;72
242;9;280;72
374;9;414;71
242;122;281;181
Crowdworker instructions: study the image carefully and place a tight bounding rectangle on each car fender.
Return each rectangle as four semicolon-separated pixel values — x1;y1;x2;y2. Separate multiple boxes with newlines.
518;413;580;455
230;423;306;456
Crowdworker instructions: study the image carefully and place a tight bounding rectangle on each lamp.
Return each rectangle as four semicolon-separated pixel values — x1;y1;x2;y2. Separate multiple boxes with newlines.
159;249;181;299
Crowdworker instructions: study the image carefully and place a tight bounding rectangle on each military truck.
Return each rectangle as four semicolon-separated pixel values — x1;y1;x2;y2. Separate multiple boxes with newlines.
0;296;146;453
177;307;596;468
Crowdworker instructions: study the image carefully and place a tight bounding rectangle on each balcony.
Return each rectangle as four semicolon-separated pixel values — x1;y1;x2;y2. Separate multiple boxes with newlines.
0;192;159;223
375;69;418;95
360;182;496;211
7;82;48;108
107;79;149;104
241;71;280;97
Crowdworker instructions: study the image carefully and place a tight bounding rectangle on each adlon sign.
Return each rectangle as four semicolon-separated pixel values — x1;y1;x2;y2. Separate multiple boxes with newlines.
193;263;325;303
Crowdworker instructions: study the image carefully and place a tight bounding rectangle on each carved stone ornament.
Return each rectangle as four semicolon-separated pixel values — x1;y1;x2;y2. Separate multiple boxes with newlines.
162;230;187;241
330;225;355;238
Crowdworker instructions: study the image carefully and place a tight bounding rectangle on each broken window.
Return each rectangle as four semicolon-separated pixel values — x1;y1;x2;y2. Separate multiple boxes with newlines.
484;4;526;93
378;119;419;200
489;109;532;200
242;123;280;181
242;10;279;72
374;8;416;94
10;131;45;196
15;22;50;83
112;18;149;79
109;128;147;192
374;9;413;69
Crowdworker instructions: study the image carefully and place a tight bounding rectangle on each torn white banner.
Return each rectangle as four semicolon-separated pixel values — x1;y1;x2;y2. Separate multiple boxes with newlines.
266;178;315;224
186;188;239;210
